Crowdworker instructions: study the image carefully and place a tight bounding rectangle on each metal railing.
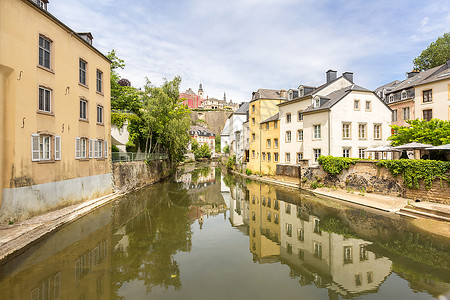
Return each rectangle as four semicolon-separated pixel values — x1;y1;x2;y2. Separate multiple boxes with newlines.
111;152;169;162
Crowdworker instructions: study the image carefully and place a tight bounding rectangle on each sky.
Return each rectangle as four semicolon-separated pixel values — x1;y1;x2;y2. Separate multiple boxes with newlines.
50;0;450;103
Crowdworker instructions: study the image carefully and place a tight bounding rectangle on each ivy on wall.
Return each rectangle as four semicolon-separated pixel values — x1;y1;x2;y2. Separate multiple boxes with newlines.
376;159;450;189
317;156;361;175
111;112;140;128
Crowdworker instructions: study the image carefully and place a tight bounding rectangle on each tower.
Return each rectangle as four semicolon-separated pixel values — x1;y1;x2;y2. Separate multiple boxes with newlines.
223;92;226;101
198;83;204;99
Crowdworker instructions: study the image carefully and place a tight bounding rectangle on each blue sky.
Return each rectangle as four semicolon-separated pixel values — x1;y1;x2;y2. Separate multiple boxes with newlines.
51;0;450;103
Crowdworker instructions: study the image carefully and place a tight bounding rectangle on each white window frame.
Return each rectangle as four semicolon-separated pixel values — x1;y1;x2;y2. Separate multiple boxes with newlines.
79;59;87;85
298;111;303;121
313;96;320;108
358;123;367;140
267;139;271;148
313;149;321;162
55;135;61;160
97;105;104;124
354;99;360;110
286;131;291;142
75;137;87;159
89;139;94;158
285;152;291;163
313;125;321;139
38;86;52;113
104;140;108;158
274;152;279;162
31;134;40;161
38;35;51;69
274;138;278;148
365;100;371;111
342;122;351;139
297;129;303;141
392;109;398;122
374;124;381;140
359;148;366;159
297;152;303;163
286;113;291;123
343;148;350;158
402;107;410;120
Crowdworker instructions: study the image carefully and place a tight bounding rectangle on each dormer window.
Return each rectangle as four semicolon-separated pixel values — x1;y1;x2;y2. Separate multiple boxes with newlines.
289;91;293;100
299;86;304;97
36;0;48;10
313;96;320;108
389;94;394;103
401;90;407;100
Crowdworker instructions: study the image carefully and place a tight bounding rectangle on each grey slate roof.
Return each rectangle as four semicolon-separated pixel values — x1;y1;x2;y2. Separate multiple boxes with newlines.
251;89;286;102
415;62;450;86
374;80;401;94
234;102;249;114
189;126;215;136
260;113;279;124
302;84;370;114
388;65;442;93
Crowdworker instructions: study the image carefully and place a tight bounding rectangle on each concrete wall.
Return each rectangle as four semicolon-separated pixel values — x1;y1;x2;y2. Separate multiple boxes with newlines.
0;173;113;223
112;159;172;192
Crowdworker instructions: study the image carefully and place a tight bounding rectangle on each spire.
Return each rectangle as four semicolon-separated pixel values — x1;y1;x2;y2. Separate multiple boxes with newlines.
199;83;203;91
223;92;226;101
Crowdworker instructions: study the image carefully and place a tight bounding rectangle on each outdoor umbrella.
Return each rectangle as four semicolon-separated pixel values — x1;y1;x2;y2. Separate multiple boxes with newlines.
425;144;450;151
392;142;433;150
363;145;400;152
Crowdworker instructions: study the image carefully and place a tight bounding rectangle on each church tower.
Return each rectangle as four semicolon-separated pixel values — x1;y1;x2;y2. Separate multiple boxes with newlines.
223;92;226;101
198;83;204;99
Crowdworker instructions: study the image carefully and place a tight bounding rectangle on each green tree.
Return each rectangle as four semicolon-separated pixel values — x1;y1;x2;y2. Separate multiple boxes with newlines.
413;32;450;71
194;143;211;159
223;145;230;154
389;119;450;146
215;135;221;153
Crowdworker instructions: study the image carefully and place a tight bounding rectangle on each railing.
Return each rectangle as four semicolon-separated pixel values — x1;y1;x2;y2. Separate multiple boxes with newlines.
111;152;169;162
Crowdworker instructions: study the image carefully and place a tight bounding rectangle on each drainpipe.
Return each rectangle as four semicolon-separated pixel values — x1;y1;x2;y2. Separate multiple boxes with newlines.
259;121;262;174
327;110;331;155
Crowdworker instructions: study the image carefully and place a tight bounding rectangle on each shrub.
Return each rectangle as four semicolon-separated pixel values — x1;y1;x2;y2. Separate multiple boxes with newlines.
317;155;360;175
111;145;120;152
223;145;230;154
226;155;236;170
194;143;211;160
245;168;252;176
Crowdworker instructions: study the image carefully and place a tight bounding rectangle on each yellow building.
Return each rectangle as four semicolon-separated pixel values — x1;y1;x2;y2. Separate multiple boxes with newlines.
0;0;112;222
247;89;286;174
259;113;280;175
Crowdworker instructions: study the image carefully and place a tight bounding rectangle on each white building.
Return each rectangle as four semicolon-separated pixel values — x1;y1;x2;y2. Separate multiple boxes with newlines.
220;103;249;161
279;71;392;166
220;118;231;152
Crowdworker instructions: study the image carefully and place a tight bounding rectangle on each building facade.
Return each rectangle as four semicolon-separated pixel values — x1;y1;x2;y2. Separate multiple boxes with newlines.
0;0;112;222
247;89;286;174
180;85;204;109
259;114;280;175
189;126;215;153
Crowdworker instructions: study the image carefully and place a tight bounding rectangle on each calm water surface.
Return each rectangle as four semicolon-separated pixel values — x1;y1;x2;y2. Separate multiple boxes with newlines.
1;165;449;299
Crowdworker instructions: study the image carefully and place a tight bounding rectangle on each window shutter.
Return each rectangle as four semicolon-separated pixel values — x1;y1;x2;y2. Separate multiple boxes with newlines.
89;139;93;158
55;136;61;160
104;140;108;158
94;139;98;158
75;137;80;159
31;134;40;161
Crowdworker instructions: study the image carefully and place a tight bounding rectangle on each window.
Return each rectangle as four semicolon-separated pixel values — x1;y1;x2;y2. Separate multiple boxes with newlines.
423;109;432;121
313;219;321;234
285;152;291;163
286;204;291;214
79;59;87;85
267;197;271;207
38;86;51;112
342;123;351;139
314;242;322;259
267;211;271;222
286;223;292;237
274;121;278;129
266;123;269;130
389;95;394;103
367;272;373;284
38;35;51;69
96;70;103;93
252;118;255;125
402;107;410;120
365;100;371;111
354;100;360;110
262;152;266;161
344;246;353;264
252;150;255;158
286;113;291;123
359;148;366;159
80;99;88;120
75;137;87;159
297;129;303;141
97;105;104;124
360;244;368;261
423;89;432;103
286;131;292;142
267;152;271;162
314;96;320;108
401;90;407;99
297;152;303;163
252;105;255;113
355;274;362;286
298;249;304;260
313;149;321;162
343;148;350;158
54;136;61;160
298;228;304;241
392;109;398;122
267;139;271;148
274;152;279;162
374;124;381;140
313;125;321;139
298;111;303;121
274;138;278;148
89;139;94;158
31;134;55;161
287;242;293;254
252;133;255;141
358;124;366;139
274;213;279;224
94;140;104;158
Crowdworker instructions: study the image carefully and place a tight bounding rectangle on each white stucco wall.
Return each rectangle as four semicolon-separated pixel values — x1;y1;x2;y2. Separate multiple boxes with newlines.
414;79;450;121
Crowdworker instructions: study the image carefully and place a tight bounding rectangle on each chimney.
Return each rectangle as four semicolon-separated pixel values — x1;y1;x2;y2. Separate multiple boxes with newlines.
406;70;419;78
326;70;337;83
280;89;287;98
343;72;354;83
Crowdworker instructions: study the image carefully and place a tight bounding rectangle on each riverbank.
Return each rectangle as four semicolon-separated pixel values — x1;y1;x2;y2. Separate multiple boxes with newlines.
228;169;450;238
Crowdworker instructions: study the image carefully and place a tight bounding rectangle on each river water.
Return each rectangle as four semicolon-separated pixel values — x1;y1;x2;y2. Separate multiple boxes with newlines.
0;165;449;299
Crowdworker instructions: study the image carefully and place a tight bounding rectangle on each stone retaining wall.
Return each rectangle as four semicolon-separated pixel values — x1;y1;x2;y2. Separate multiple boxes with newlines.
112;159;173;192
405;179;450;204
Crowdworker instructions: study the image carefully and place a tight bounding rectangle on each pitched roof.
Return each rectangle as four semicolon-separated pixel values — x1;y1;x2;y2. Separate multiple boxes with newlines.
234;102;249;114
190;126;215;136
251;89;286;102
260;113;279;124
374;80;401;94
415;62;450;86
388;65;442;93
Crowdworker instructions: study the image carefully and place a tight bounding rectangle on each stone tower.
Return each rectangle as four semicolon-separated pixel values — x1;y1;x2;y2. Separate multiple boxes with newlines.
198;83;204;99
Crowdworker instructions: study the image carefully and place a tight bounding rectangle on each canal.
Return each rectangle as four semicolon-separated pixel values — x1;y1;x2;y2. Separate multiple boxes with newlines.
0;165;449;299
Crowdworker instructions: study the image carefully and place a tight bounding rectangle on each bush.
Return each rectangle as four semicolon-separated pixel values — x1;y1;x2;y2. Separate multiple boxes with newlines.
111;145;120;152
317;155;360;175
223;145;230;154
194;143;211;160
226;155;236;170
245;168;252;176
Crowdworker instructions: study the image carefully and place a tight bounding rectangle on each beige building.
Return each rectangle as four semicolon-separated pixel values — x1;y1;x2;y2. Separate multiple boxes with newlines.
0;0;112;222
247;89;286;174
259;113;280;175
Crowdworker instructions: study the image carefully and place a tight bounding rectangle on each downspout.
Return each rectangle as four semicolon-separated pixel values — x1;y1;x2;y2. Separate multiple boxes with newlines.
328;110;331;155
259;120;262;174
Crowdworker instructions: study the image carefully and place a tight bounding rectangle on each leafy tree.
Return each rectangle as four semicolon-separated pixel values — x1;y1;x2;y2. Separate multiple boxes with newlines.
413;32;450;71
223;145;230;154
194;143;211;159
215;135;221;153
191;139;199;152
389;119;450;146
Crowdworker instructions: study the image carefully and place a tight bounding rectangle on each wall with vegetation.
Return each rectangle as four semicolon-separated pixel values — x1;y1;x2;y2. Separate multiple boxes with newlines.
112;159;172;192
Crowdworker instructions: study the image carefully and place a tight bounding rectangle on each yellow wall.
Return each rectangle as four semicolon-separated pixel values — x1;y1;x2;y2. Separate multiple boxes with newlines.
0;0;111;200
247;98;284;174
260;120;280;175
